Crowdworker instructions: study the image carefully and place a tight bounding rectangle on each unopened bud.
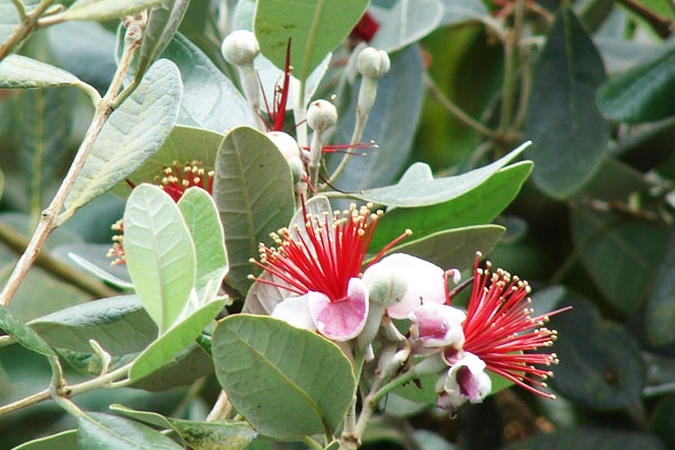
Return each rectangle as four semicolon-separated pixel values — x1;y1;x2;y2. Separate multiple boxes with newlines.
362;262;408;307
307;99;338;132
357;47;390;79
267;131;301;160
221;30;260;66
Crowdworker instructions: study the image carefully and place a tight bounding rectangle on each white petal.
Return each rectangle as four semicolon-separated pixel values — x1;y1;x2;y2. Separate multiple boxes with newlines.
271;294;317;332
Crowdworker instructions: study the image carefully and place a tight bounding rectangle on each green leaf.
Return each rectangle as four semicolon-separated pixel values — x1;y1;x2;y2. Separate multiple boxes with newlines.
386;225;505;272
369;0;443;52
162;33;257;132
501;427;665;450
213;315;356;440
111;125;223;198
18;85;73;217
129;299;225;381
10;430;79;450
645;229;675;346
123;184;196;333
369;162;532;253
0;55;87;89
330;44;424;191
65;59;182;213
650;394;675;449
525;7;609;198
548;292;645;410
129;345;214;391
62;0;167;21
571;207;669;314
77;412;183;450
111;405;258;450
254;0;370;83
29;295;156;355
177;188;229;299
348;143;529;207
0;304;54;357
212;126;295;295
135;0;191;82
0;0;39;44
439;0;488;26
598;41;675;123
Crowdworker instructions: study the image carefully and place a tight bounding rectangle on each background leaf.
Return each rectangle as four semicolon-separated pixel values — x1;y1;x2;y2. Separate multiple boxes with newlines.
254;0;370;83
0;304;54;357
65;59;182;213
501;427;665;450
644;229;675;346
525;7;609;198
123;184;196;333
212;126;295;296
598;41;675;123
0;55;86;90
213;315;356;440
10;430;79;450
0;0;40;44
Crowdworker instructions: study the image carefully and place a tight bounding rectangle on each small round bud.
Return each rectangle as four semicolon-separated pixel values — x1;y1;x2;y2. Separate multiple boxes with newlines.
221;30;260;66
267;131;301;160
362;261;408;307
307;99;338;131
357;47;391;78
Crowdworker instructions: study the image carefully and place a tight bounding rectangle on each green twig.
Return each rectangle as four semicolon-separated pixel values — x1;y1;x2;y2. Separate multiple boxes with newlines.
617;0;673;39
498;0;526;139
10;0;27;20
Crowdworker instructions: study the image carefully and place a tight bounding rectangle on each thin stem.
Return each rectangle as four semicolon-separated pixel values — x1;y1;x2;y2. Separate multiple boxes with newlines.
424;73;501;140
0;388;50;416
0;16;144;308
617;0;673;39
206;389;233;422
10;0;27;20
302;436;324;450
0;0;55;62
0;221;119;298
498;0;526;138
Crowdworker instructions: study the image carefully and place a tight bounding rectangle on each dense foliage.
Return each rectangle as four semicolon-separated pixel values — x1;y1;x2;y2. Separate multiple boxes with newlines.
1;0;675;449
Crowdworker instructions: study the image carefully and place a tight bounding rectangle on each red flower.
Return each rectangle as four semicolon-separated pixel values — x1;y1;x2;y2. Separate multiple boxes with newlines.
251;199;407;341
447;252;564;399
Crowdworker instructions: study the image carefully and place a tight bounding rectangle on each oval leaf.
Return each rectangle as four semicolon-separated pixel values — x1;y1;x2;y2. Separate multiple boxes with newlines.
129;299;225;381
177;188;229;299
369;0;443;52
525;7;609;198
598;41;675;123
213;314;356;439
65;59;182;212
254;0;370;82
0;304;54;357
0;55;85;89
124;184;196;333
212;126;295;295
62;0;167;21
502;427;665;450
77;412;183;450
10;430;79;450
644;229;675;346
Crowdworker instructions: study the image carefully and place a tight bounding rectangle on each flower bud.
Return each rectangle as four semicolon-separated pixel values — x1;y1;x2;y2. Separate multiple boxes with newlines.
357;47;390;79
267;131;301;160
307;99;338;132
436;352;492;412
221;30;260;66
362;261;408;307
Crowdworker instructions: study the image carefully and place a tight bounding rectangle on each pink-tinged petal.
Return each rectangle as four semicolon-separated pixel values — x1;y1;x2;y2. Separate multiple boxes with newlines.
410;303;466;348
271;294;317;332
376;254;446;319
308;278;369;341
442;352;492;404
